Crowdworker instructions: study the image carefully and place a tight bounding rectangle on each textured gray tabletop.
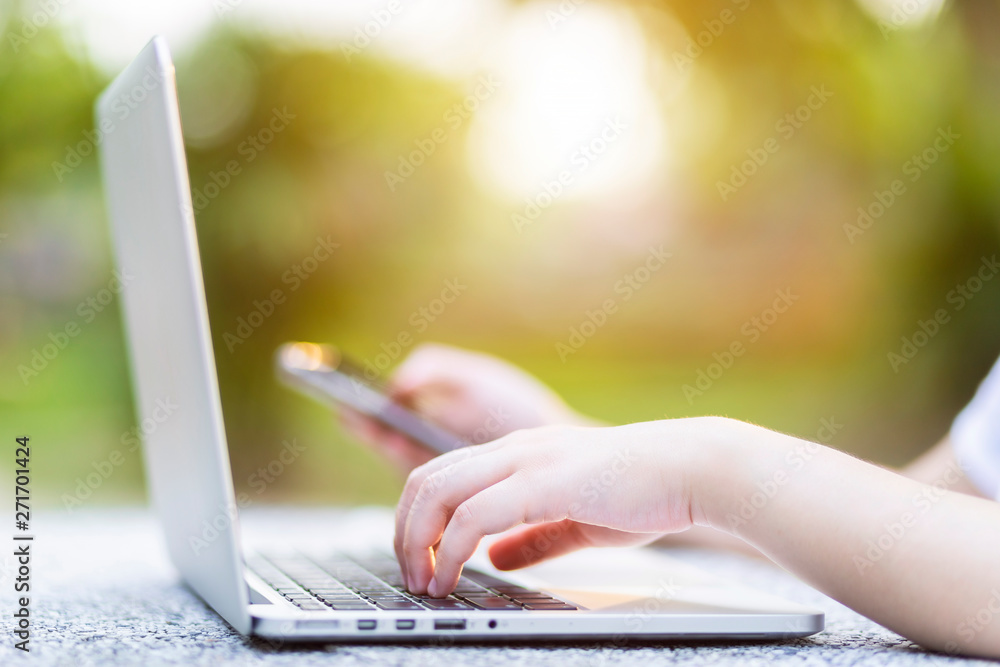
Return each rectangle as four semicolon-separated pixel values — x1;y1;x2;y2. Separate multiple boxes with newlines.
0;507;991;666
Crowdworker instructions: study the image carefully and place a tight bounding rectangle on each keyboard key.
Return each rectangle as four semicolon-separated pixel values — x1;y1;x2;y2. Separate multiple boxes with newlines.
366;594;408;600
420;598;472;610
328;603;375;610
491;585;538;595
462;570;517;589
373;600;425;610
465;598;523;611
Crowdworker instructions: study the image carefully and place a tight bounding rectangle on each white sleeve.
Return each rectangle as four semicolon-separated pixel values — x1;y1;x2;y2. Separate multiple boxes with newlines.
951;356;1000;501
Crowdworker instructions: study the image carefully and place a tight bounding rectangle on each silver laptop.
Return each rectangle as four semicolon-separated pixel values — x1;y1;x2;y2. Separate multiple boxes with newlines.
96;35;824;643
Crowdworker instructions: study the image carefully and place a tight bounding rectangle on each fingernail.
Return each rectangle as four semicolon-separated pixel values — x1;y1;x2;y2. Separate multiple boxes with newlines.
427;577;441;598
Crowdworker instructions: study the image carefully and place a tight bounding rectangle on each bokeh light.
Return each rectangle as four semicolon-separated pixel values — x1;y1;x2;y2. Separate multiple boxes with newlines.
3;0;1000;508
465;2;669;203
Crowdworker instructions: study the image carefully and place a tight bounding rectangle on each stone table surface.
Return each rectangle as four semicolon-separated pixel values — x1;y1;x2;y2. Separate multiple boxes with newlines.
0;507;992;666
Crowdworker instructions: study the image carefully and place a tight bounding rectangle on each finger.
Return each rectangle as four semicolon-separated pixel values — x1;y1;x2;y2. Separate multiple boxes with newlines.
399;454;519;594
339;407;389;444
428;474;535;597
393;443;499;588
389;345;472;396
394;438;507;539
487;520;590;570
391;381;460;422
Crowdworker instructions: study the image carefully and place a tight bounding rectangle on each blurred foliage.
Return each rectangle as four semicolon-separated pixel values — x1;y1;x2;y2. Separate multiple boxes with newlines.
2;0;1000;508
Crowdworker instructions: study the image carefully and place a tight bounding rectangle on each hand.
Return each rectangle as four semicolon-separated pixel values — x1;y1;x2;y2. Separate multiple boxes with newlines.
339;343;592;473
394;420;718;597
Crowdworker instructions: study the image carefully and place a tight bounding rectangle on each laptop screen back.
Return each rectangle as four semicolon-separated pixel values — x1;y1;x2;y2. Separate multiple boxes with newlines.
96;36;251;634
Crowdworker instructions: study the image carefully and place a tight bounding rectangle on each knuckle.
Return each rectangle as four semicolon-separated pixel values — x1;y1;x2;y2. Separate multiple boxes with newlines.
403;464;435;500
423;469;450;494
451;500;476;529
407;460;434;486
413;475;443;510
452;500;477;528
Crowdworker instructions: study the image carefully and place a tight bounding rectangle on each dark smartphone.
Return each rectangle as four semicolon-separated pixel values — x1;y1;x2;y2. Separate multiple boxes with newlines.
275;342;467;455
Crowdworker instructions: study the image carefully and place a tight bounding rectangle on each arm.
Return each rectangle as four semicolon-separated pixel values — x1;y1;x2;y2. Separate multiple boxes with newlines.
658;432;988;557
395;418;1000;658
704;420;1000;657
902;435;986;497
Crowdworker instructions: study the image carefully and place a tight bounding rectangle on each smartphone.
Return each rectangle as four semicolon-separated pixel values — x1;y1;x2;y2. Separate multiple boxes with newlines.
275;342;467;455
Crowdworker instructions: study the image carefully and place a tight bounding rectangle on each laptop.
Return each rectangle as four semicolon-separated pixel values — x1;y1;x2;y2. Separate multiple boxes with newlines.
96;36;824;643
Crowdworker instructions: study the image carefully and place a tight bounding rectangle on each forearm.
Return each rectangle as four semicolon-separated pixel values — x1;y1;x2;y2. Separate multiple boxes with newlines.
901;435;985;497
695;419;1000;658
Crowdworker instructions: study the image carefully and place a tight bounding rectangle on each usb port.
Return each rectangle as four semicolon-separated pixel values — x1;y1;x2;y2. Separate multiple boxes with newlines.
395;620;415;630
357;620;377;630
434;619;466;631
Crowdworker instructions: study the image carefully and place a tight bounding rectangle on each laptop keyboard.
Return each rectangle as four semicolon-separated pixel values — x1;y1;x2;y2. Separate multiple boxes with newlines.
248;554;579;612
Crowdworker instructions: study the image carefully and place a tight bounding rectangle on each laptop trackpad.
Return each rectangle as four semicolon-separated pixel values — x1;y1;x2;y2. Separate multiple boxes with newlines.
476;547;813;615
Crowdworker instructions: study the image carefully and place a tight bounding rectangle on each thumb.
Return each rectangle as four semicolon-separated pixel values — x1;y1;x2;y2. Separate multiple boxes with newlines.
488;520;590;570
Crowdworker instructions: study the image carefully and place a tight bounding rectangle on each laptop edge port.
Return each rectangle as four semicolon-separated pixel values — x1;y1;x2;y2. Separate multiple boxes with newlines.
434;619;467;631
395;619;416;630
357;619;377;630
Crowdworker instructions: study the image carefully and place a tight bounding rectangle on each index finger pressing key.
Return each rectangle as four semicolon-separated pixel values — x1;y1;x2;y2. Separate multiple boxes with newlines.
398;451;516;594
394;442;502;587
426;474;534;598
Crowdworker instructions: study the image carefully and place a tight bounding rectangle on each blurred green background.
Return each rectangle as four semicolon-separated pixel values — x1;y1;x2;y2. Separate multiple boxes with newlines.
2;0;1000;508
